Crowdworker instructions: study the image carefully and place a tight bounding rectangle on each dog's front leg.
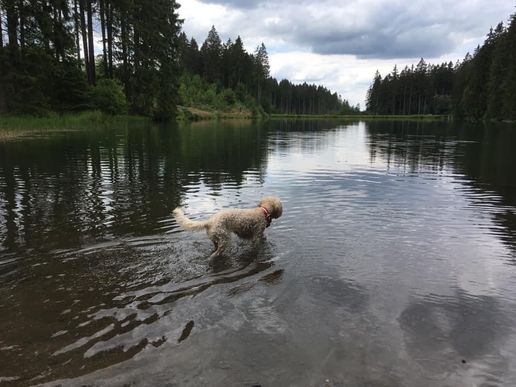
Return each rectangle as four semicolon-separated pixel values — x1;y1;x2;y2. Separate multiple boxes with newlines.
251;232;266;249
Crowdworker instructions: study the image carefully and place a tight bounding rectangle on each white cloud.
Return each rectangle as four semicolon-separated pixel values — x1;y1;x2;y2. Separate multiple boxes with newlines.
178;0;515;106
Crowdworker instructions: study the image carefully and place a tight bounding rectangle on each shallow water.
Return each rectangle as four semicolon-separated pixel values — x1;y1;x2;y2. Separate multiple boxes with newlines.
1;119;516;386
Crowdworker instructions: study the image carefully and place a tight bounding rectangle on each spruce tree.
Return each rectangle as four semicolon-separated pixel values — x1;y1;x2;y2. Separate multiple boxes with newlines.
200;26;222;84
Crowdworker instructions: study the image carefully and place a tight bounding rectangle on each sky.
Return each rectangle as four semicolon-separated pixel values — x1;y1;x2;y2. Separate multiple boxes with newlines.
177;0;515;108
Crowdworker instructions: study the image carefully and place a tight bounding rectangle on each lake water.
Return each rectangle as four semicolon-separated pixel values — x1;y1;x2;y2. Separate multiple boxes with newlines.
1;119;516;386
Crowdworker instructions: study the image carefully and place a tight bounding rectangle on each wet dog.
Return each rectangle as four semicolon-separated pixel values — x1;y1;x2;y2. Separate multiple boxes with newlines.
173;196;283;258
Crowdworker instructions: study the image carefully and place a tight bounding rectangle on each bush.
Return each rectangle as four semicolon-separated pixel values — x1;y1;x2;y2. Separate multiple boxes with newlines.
89;79;127;115
220;88;236;106
51;60;90;112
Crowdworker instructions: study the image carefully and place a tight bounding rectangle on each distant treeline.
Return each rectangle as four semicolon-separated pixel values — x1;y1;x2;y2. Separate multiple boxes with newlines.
0;1;356;119
366;12;516;120
177;26;359;115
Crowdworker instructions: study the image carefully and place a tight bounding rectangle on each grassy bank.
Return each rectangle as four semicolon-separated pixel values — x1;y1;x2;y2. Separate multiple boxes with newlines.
0;111;454;141
0;107;254;141
177;106;256;121
0;111;151;141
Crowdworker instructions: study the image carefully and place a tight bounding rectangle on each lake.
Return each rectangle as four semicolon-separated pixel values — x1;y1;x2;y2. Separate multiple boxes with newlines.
1;119;516;386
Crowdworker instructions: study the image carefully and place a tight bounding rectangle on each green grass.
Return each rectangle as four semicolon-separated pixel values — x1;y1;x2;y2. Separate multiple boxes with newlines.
176;105;257;121
0;111;150;140
0;111;452;141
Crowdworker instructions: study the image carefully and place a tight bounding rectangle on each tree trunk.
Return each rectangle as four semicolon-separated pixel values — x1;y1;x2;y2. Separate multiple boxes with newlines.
121;14;129;94
5;0;18;56
18;0;25;54
408;87;412;114
86;0;96;84
74;0;81;67
0;83;6;112
106;1;113;77
79;0;90;82
0;8;3;47
53;5;59;60
99;0;108;76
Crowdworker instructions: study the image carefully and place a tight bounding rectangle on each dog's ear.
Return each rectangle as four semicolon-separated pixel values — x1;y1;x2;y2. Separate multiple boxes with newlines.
260;196;282;219
272;199;283;218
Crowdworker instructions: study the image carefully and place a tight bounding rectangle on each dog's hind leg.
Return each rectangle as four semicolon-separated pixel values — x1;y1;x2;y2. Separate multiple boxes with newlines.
209;240;228;259
208;230;229;259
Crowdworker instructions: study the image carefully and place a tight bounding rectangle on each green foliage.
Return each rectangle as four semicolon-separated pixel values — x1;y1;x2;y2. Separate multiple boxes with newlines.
200;26;223;85
89;79;127;115
1;0;353;120
4;71;50;115
0;0;182;120
0;111;151;141
179;27;354;116
178;72;257;114
51;60;91;112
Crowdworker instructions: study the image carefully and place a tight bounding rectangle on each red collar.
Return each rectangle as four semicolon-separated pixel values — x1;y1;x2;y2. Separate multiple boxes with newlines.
260;206;272;227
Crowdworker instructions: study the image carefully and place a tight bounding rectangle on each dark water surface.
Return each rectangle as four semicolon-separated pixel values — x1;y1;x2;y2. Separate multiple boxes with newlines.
1;119;516;386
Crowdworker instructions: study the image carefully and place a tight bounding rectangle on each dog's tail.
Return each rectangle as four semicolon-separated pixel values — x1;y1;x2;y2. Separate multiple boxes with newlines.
173;208;210;231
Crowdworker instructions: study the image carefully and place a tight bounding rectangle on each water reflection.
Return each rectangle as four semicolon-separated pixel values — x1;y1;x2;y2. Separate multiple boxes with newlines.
1;119;516;385
366;120;516;255
0;121;268;272
400;289;510;361
399;288;514;385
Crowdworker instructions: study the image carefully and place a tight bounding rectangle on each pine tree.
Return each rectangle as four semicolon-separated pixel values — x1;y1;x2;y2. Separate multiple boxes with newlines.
200;25;222;84
500;13;516;119
254;42;270;105
486;22;507;118
366;70;382;113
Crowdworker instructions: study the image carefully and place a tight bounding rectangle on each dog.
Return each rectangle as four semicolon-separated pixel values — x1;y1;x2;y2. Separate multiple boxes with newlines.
173;196;283;258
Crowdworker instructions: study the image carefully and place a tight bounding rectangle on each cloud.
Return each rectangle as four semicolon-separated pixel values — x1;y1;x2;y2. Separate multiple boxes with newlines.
269;51;419;107
198;0;260;8
178;0;515;106
187;0;513;58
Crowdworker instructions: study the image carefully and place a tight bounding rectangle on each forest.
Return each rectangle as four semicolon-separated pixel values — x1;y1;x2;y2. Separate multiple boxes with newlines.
366;13;516;120
177;27;357;116
0;0;181;119
0;1;357;120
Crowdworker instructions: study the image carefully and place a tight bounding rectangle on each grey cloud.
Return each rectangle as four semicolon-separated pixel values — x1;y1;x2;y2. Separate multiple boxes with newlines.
263;1;478;58
199;0;263;8
194;0;513;59
297;25;455;59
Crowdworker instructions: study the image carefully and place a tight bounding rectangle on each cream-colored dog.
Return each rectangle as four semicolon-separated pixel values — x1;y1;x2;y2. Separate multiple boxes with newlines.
173;196;283;258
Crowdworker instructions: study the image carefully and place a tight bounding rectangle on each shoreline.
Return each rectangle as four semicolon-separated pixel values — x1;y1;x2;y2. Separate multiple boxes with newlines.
1;111;513;141
269;113;451;120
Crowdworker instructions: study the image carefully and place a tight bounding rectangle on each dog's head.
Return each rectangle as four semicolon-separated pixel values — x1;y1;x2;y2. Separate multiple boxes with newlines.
259;196;283;219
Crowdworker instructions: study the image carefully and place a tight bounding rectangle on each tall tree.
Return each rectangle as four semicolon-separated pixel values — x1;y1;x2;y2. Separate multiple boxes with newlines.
99;0;108;76
78;0;90;82
200;25;222;84
500;13;516;119
254;42;270;104
0;7;3;47
106;0;113;77
17;0;24;53
366;70;382;113
86;0;95;84
73;0;81;66
4;0;18;57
